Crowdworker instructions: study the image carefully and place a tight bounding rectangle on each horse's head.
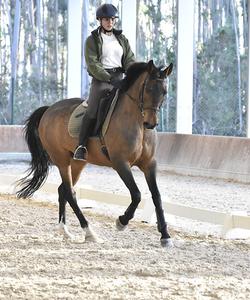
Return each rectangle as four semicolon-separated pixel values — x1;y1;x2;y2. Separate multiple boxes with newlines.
141;60;173;129
122;60;173;129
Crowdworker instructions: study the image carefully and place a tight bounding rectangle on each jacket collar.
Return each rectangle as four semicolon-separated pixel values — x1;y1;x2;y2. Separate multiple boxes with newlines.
91;26;122;37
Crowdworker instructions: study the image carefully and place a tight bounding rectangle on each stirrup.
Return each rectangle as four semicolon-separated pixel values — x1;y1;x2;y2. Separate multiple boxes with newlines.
73;145;88;161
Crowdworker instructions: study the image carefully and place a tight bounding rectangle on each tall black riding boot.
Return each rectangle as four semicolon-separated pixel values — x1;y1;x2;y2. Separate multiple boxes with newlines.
73;115;96;161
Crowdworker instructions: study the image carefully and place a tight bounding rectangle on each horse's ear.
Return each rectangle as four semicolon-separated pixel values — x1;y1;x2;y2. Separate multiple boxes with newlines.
161;63;173;78
147;60;155;73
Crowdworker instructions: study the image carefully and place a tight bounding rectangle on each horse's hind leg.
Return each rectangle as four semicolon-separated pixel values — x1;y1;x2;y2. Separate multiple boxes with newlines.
113;161;141;229
140;159;173;248
70;160;100;242
55;162;90;240
58;182;74;239
58;183;66;224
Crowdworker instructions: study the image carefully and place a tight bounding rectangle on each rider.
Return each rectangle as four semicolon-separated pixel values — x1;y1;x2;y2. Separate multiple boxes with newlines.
73;3;136;161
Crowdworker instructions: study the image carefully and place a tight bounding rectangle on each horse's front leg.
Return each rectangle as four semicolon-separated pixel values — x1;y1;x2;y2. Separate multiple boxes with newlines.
142;160;173;248
113;161;141;229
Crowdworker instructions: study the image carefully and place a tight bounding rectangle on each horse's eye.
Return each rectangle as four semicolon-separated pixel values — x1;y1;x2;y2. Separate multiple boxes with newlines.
146;86;154;92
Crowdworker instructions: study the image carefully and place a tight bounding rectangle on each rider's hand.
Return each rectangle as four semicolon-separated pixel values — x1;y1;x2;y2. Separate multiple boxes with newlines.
109;77;123;89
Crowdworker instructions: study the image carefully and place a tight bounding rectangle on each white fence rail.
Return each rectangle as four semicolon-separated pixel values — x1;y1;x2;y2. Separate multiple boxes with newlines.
0;174;249;236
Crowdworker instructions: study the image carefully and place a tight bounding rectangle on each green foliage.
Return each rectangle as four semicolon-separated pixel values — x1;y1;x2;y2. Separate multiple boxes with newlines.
137;0;177;132
1;0;248;137
195;24;247;136
137;0;248;136
0;0;68;124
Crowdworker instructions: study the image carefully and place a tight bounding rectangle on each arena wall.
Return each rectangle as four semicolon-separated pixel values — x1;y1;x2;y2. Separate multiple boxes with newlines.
156;132;250;183
0;126;28;152
1;126;250;182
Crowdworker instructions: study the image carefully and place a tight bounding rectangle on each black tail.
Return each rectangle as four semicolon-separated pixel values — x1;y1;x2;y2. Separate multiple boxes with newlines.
16;106;50;198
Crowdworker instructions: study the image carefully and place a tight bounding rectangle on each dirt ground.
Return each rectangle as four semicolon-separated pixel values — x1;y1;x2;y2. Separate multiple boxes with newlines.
0;193;249;300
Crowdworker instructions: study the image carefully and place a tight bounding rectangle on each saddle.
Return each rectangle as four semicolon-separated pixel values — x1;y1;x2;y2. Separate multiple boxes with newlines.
68;88;119;139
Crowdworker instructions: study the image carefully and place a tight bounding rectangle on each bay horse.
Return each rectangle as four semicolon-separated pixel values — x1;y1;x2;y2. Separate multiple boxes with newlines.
16;60;173;247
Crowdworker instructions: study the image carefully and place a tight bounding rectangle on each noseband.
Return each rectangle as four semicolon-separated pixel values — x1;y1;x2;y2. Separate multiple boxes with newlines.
125;75;164;116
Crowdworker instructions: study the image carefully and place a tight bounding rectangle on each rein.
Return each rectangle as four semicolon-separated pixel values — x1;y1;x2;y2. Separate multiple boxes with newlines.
125;75;164;115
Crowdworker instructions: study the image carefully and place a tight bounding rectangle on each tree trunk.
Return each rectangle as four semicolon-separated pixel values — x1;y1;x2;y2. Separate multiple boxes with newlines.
42;0;46;101
22;1;29;75
36;0;42;105
81;0;90;98
8;0;21;124
231;0;242;133
2;0;13;40
54;0;58;96
28;0;37;67
242;0;247;48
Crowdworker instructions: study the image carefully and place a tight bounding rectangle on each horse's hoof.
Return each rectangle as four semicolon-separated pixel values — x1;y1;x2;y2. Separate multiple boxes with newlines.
58;222;74;240
85;234;104;243
85;235;101;243
115;218;127;231
83;226;102;243
160;238;174;248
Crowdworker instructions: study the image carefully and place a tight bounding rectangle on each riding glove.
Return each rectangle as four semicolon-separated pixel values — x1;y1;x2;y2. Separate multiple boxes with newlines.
109;77;123;89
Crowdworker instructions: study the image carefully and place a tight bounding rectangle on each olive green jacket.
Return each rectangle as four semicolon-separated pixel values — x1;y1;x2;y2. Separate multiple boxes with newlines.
84;27;136;81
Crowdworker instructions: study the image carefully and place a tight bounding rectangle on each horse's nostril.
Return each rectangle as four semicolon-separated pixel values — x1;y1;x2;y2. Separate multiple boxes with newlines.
143;122;155;129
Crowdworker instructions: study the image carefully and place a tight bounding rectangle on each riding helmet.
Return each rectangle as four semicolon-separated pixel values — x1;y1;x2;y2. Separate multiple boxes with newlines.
96;4;118;19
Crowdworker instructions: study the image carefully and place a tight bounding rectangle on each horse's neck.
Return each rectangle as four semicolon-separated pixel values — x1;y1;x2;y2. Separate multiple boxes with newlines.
127;72;147;102
117;72;147;120
107;74;148;146
117;94;140;124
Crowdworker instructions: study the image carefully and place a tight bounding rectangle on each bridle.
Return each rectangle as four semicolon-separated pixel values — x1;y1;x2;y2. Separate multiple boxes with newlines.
125;74;165;116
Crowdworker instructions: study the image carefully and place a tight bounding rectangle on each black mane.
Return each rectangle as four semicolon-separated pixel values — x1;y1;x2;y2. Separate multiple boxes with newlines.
121;62;148;92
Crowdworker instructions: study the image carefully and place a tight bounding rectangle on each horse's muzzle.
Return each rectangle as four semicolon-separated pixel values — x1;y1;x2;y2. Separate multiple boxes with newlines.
143;122;157;129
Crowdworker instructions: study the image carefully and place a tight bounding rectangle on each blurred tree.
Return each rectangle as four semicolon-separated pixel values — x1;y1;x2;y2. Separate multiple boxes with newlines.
0;0;67;124
137;0;177;132
193;0;248;136
0;0;248;137
8;0;20;124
